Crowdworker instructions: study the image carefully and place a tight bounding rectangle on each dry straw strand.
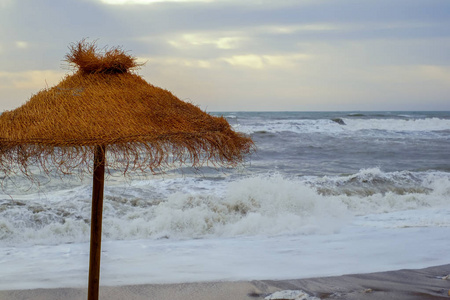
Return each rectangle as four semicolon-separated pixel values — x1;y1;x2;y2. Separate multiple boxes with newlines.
65;39;143;74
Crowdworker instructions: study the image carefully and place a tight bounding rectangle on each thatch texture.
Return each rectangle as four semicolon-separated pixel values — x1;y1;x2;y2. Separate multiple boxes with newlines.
0;41;253;177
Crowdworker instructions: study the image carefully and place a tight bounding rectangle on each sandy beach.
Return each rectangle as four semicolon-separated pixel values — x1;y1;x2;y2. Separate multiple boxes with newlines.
1;264;448;300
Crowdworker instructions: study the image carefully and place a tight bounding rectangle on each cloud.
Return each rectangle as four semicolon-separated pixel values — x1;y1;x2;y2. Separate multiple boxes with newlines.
100;0;213;3
0;0;13;8
221;53;312;69
15;41;29;49
1;0;450;111
419;65;450;84
140;51;312;70
138;56;213;69
0;70;65;90
168;33;243;50
258;23;342;35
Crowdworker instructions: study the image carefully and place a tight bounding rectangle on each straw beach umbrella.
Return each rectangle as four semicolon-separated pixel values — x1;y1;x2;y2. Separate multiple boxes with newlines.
0;40;253;300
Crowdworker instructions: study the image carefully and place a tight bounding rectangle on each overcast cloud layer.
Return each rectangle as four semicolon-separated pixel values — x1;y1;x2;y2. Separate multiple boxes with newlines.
1;0;449;111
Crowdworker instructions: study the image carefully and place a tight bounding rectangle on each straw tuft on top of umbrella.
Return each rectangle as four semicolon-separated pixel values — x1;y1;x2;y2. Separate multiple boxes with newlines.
65;39;143;74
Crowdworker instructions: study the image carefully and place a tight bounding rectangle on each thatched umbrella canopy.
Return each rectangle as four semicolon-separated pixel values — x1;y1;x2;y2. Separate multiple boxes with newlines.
0;41;253;300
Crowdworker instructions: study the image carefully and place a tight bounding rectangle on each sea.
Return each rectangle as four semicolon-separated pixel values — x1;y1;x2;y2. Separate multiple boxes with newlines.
1;111;449;290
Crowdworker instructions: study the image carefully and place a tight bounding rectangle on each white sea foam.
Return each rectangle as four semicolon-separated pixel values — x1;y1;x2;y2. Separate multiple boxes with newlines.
1;170;449;246
238;118;450;135
343;117;450;132
239;119;343;134
1;224;450;290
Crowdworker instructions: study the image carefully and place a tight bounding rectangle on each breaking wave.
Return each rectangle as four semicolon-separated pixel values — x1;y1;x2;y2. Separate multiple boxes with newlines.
1;168;449;246
239;118;450;135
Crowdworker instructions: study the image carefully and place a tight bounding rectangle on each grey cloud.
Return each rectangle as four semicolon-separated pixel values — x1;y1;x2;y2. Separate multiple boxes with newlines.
0;0;131;71
2;0;449;57
1;0;450;111
98;0;450;60
107;0;450;34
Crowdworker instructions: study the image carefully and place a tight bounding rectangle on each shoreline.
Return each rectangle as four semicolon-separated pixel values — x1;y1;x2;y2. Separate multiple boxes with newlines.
1;264;448;300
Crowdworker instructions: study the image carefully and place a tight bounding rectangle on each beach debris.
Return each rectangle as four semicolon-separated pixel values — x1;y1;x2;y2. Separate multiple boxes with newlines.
441;274;450;280
363;288;373;293
264;290;321;300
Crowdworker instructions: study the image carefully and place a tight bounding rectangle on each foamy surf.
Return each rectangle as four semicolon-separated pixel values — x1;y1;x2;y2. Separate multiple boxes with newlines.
1;168;449;246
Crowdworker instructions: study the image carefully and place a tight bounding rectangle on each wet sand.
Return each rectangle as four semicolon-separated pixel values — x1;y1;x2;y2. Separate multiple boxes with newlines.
0;264;449;300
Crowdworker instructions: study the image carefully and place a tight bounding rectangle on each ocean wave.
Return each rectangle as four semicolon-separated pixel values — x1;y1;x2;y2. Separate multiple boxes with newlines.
343;118;450;132
1;169;449;246
238;117;450;135
313;167;432;196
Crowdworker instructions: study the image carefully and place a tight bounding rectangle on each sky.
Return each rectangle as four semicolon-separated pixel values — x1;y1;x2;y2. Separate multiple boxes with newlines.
0;0;450;111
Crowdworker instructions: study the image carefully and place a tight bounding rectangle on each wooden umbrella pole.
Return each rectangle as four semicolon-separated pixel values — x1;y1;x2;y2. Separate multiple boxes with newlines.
88;145;106;300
